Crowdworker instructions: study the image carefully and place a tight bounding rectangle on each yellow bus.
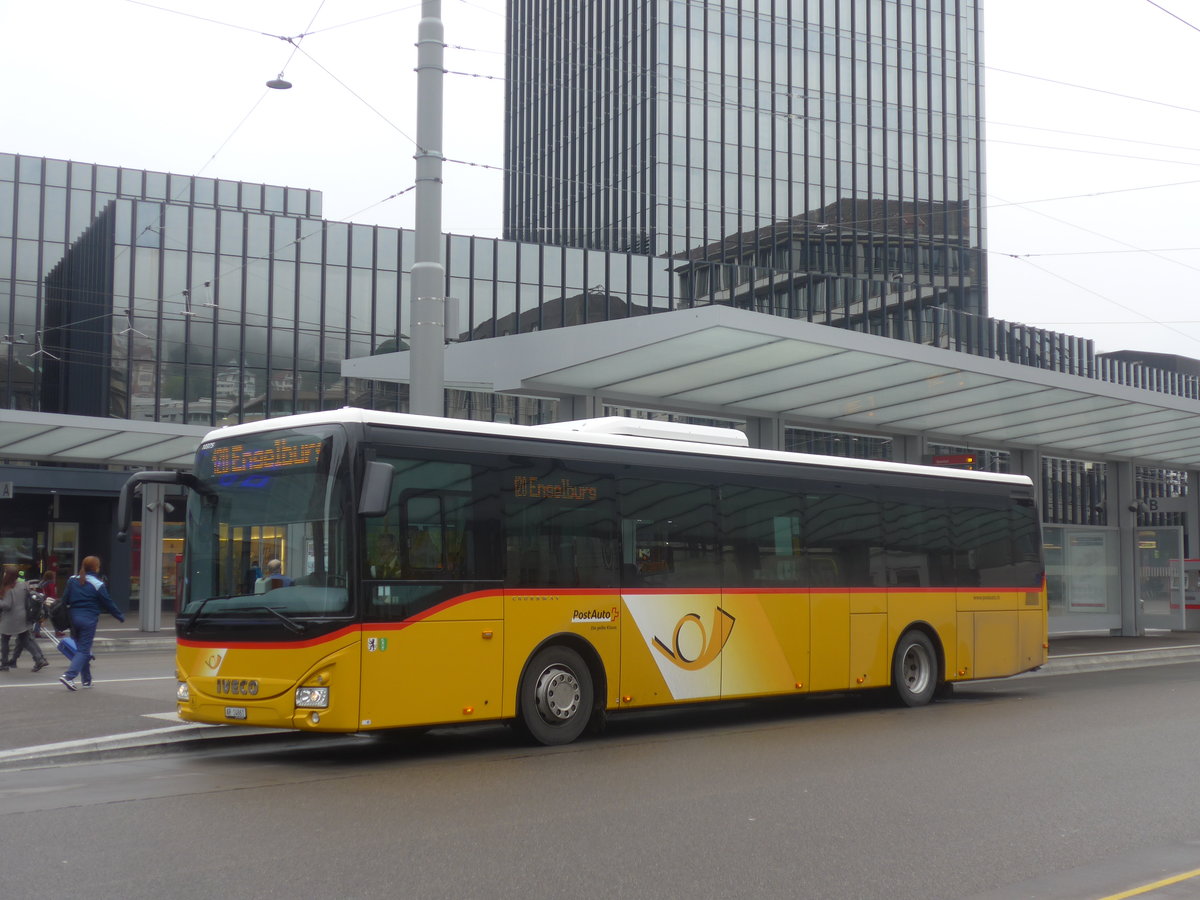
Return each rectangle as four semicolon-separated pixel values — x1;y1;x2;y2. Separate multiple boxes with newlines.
120;410;1047;746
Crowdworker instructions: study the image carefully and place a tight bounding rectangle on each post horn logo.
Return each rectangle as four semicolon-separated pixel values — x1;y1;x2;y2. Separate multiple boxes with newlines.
652;608;735;671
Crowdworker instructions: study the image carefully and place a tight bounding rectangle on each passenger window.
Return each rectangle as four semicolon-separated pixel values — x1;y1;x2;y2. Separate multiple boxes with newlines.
802;487;883;587
619;475;719;588
952;498;1017;586
720;483;806;587
503;459;617;588
881;491;954;588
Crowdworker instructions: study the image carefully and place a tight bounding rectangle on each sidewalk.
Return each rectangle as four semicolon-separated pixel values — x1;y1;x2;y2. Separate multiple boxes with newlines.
84;610;177;653
4;625;1200;770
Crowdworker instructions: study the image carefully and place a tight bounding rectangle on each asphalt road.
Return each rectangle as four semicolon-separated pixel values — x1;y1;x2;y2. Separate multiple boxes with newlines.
4;660;1200;899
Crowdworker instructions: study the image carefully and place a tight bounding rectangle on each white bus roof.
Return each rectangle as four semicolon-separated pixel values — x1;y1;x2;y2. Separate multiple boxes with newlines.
200;408;1033;488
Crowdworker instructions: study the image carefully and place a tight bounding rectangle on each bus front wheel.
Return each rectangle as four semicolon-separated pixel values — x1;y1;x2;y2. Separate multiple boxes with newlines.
519;645;594;746
892;629;938;707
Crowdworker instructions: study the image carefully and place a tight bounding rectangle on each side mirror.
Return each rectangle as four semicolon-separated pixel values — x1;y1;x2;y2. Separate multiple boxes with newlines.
358;461;393;517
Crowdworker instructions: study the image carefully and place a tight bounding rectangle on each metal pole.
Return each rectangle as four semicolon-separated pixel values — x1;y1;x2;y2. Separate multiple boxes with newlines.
140;483;164;633
410;0;446;416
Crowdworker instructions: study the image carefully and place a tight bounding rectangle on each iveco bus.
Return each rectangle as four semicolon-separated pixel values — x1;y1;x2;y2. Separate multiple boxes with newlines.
119;409;1046;745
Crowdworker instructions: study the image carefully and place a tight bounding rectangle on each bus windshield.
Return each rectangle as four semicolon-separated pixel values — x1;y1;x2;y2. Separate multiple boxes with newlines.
182;424;352;624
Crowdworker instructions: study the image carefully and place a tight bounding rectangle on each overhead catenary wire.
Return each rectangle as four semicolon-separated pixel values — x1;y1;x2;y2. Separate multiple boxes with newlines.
1143;0;1200;35
10;0;1197;358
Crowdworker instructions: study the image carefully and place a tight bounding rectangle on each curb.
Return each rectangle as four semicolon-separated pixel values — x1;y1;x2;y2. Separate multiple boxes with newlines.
34;635;176;654
0;721;364;770
92;638;176;652
1021;646;1200;677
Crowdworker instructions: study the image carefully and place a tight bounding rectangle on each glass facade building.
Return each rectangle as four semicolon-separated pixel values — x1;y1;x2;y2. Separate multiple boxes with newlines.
6;147;1191;428
0;152;679;427
505;0;988;325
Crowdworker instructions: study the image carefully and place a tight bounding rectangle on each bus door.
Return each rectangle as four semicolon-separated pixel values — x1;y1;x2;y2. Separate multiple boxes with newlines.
360;455;504;729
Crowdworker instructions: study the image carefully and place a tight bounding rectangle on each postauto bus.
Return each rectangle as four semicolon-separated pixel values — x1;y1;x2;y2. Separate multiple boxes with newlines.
119;409;1047;745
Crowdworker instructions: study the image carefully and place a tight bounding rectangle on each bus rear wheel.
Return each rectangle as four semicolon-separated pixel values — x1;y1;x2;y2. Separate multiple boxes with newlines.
519;645;594;746
892;629;938;707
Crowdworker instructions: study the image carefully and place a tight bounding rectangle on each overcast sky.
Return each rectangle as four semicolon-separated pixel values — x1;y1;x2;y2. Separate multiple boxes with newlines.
3;0;1198;359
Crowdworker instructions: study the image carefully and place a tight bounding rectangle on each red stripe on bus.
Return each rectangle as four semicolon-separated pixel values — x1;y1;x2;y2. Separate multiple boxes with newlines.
177;582;1043;649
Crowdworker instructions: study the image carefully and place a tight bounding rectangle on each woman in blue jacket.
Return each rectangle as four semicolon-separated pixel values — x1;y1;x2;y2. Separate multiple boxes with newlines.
59;556;125;691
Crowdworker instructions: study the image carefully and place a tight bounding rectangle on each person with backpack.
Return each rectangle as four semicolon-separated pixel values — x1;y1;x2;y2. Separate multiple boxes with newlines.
58;555;125;691
0;564;49;672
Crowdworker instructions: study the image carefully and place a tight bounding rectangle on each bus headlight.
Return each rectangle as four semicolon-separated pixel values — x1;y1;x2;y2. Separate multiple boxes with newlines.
295;686;330;709
177;681;190;702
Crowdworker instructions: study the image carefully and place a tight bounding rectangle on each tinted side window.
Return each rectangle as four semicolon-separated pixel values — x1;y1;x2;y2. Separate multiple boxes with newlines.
503;459;617;588
720;482;806;588
620;475;719;588
801;485;883;587
952;495;1041;587
881;489;954;588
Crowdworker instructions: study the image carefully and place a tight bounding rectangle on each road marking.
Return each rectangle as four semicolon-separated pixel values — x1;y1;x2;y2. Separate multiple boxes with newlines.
1099;866;1200;899
0;676;173;689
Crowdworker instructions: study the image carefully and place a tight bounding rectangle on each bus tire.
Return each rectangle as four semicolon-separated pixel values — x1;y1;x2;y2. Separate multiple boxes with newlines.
519;645;594;746
892;629;938;708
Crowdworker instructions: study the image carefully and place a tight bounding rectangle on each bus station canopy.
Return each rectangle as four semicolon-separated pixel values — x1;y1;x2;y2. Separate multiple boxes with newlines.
0;409;207;468
343;305;1200;470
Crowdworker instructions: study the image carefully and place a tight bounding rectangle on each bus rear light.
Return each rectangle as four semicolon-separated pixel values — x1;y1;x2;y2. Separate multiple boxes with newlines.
176;681;190;702
296;686;330;708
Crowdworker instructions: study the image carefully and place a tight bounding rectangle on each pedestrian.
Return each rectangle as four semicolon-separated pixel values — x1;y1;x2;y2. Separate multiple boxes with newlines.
0;564;50;672
58;555;125;691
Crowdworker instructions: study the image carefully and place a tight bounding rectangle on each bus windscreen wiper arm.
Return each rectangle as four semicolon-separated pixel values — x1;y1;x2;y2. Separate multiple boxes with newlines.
244;605;307;634
182;596;214;636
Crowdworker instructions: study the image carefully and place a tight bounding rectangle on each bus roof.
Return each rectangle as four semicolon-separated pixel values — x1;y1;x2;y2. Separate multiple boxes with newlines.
199;408;1033;488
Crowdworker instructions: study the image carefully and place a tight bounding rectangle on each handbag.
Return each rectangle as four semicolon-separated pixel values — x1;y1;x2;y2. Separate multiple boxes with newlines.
47;577;74;632
24;584;45;627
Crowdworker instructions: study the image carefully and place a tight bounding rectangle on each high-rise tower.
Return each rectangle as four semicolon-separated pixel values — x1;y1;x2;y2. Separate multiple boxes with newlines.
504;0;988;319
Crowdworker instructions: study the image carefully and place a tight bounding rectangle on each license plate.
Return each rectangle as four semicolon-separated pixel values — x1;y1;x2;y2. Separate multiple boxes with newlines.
224;707;247;720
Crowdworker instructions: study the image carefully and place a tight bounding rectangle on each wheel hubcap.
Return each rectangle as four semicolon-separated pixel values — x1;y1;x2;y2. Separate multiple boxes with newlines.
534;664;581;724
902;643;931;694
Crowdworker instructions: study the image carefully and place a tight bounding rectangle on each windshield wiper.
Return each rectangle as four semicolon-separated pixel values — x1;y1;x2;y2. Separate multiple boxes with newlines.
182;596;216;636
244;605;307;634
181;595;259;635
